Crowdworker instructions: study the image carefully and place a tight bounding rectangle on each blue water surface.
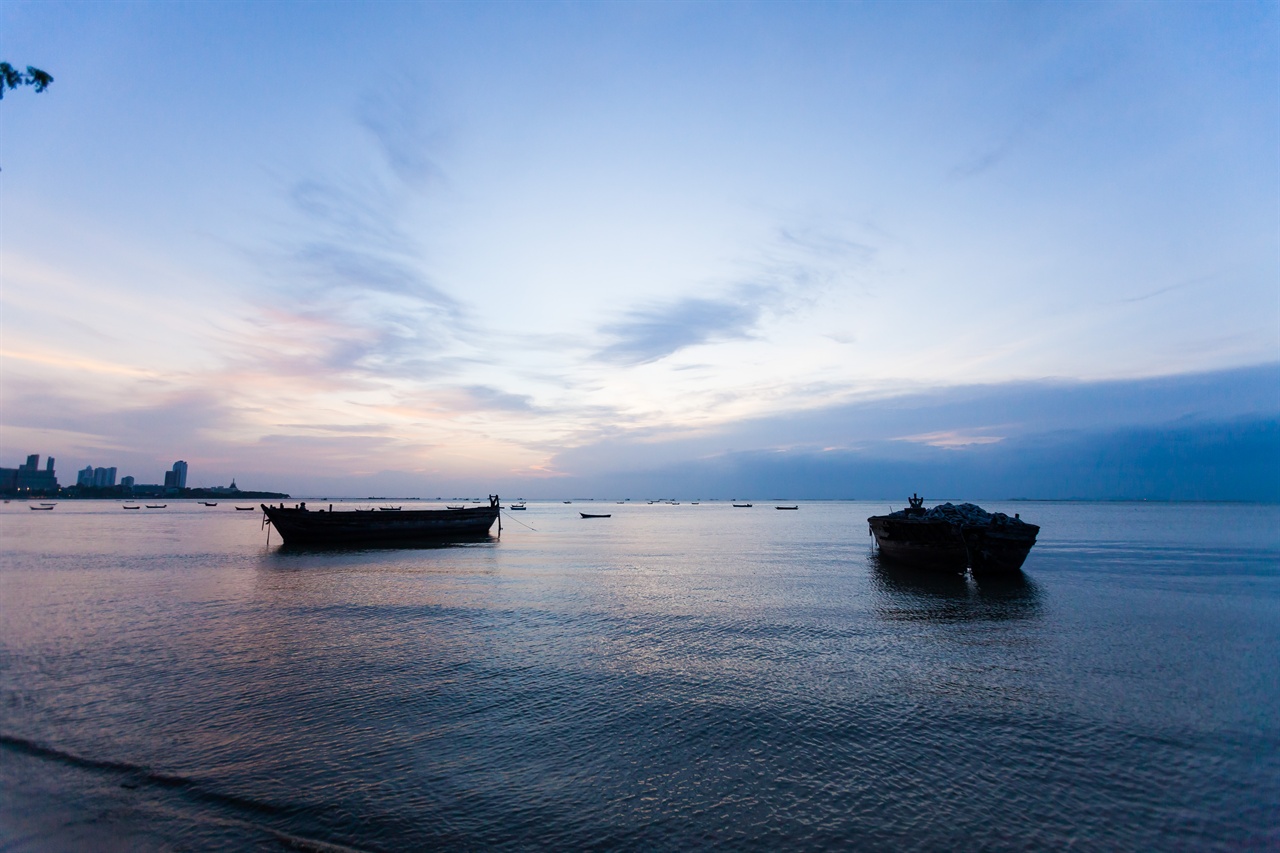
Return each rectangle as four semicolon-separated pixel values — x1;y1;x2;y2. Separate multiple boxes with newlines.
1;499;1276;851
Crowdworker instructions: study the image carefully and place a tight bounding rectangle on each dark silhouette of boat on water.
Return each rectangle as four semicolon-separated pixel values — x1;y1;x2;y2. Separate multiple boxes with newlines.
235;506;255;511
733;503;753;508
261;496;501;546
868;494;1038;574
580;512;611;518
28;505;54;511
776;505;798;510
146;504;167;509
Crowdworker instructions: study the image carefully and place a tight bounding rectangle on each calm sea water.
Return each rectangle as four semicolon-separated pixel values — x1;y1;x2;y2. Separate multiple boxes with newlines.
1;499;1277;851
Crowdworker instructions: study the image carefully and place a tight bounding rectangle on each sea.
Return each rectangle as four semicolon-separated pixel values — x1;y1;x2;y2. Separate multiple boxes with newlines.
1;499;1277;851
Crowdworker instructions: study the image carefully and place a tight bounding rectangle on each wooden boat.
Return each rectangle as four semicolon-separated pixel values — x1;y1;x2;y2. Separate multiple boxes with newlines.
867;494;1038;575
28;505;54;511
579;512;611;519
146;505;167;509
123;505;141;510
201;502;218;507
733;504;753;508
776;506;798;510
261;496;501;546
235;506;255;511
379;506;402;511
446;505;466;510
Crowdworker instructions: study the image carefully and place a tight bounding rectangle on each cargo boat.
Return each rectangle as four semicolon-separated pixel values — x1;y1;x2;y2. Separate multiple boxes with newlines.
868;494;1038;574
261;496;500;546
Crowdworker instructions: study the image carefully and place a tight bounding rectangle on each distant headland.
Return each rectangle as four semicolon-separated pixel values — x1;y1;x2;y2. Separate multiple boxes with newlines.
0;454;289;500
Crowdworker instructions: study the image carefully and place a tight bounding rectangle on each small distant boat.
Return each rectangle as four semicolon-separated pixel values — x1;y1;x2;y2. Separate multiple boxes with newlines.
39;502;56;506
580;512;611;519
379;506;402;511
563;501;572;504
235;506;255;511
123;505;141;510
733;504;753;508
447;505;466;510
28;505;54;511
776;506;798;510
509;502;526;510
201;502;218;507
691;502;699;505
146;504;167;509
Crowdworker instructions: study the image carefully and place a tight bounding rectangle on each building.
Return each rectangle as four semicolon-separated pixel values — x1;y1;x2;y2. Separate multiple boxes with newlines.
164;460;188;490
77;465;119;488
121;475;135;488
0;454;59;494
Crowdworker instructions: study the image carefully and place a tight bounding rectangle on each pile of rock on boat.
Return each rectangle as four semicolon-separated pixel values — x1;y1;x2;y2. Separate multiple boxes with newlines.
868;494;1038;575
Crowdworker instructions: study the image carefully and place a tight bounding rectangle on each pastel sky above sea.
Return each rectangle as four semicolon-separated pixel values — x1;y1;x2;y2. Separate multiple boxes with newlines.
1;1;1277;499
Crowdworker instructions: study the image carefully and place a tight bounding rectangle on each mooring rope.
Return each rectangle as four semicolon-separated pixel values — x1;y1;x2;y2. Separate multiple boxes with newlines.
502;510;538;531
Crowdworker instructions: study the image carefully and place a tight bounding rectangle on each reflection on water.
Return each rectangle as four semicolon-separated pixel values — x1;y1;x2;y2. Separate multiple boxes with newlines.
272;534;499;555
870;555;1042;622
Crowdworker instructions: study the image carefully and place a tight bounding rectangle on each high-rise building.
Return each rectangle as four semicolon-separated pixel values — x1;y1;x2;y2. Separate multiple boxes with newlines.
5;453;58;493
78;466;95;487
121;475;135;488
172;460;187;489
93;467;117;487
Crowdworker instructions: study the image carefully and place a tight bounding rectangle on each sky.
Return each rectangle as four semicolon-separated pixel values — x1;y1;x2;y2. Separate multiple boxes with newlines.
1;1;1277;499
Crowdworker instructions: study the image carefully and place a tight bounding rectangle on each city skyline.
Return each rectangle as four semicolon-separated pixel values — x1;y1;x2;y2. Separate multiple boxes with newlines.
1;2;1277;499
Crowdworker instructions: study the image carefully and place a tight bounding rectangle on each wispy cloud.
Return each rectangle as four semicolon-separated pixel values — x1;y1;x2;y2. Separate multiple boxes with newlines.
358;78;447;191
893;429;1007;448
597;291;769;365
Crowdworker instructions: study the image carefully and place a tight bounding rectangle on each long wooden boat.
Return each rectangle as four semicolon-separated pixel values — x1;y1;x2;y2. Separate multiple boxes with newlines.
28;505;54;511
261;495;500;546
579;512;611;518
868;494;1038;574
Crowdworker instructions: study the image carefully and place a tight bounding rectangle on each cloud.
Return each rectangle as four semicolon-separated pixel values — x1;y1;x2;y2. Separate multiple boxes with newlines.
455;385;538;413
519;415;1280;502
596;291;769;365
358;79;447;191
894;429;1007;448
535;363;1280;497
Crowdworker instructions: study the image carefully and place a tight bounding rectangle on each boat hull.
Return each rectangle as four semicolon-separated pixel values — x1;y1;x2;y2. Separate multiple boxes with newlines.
868;516;1038;574
868;517;969;571
262;498;499;546
960;525;1039;574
